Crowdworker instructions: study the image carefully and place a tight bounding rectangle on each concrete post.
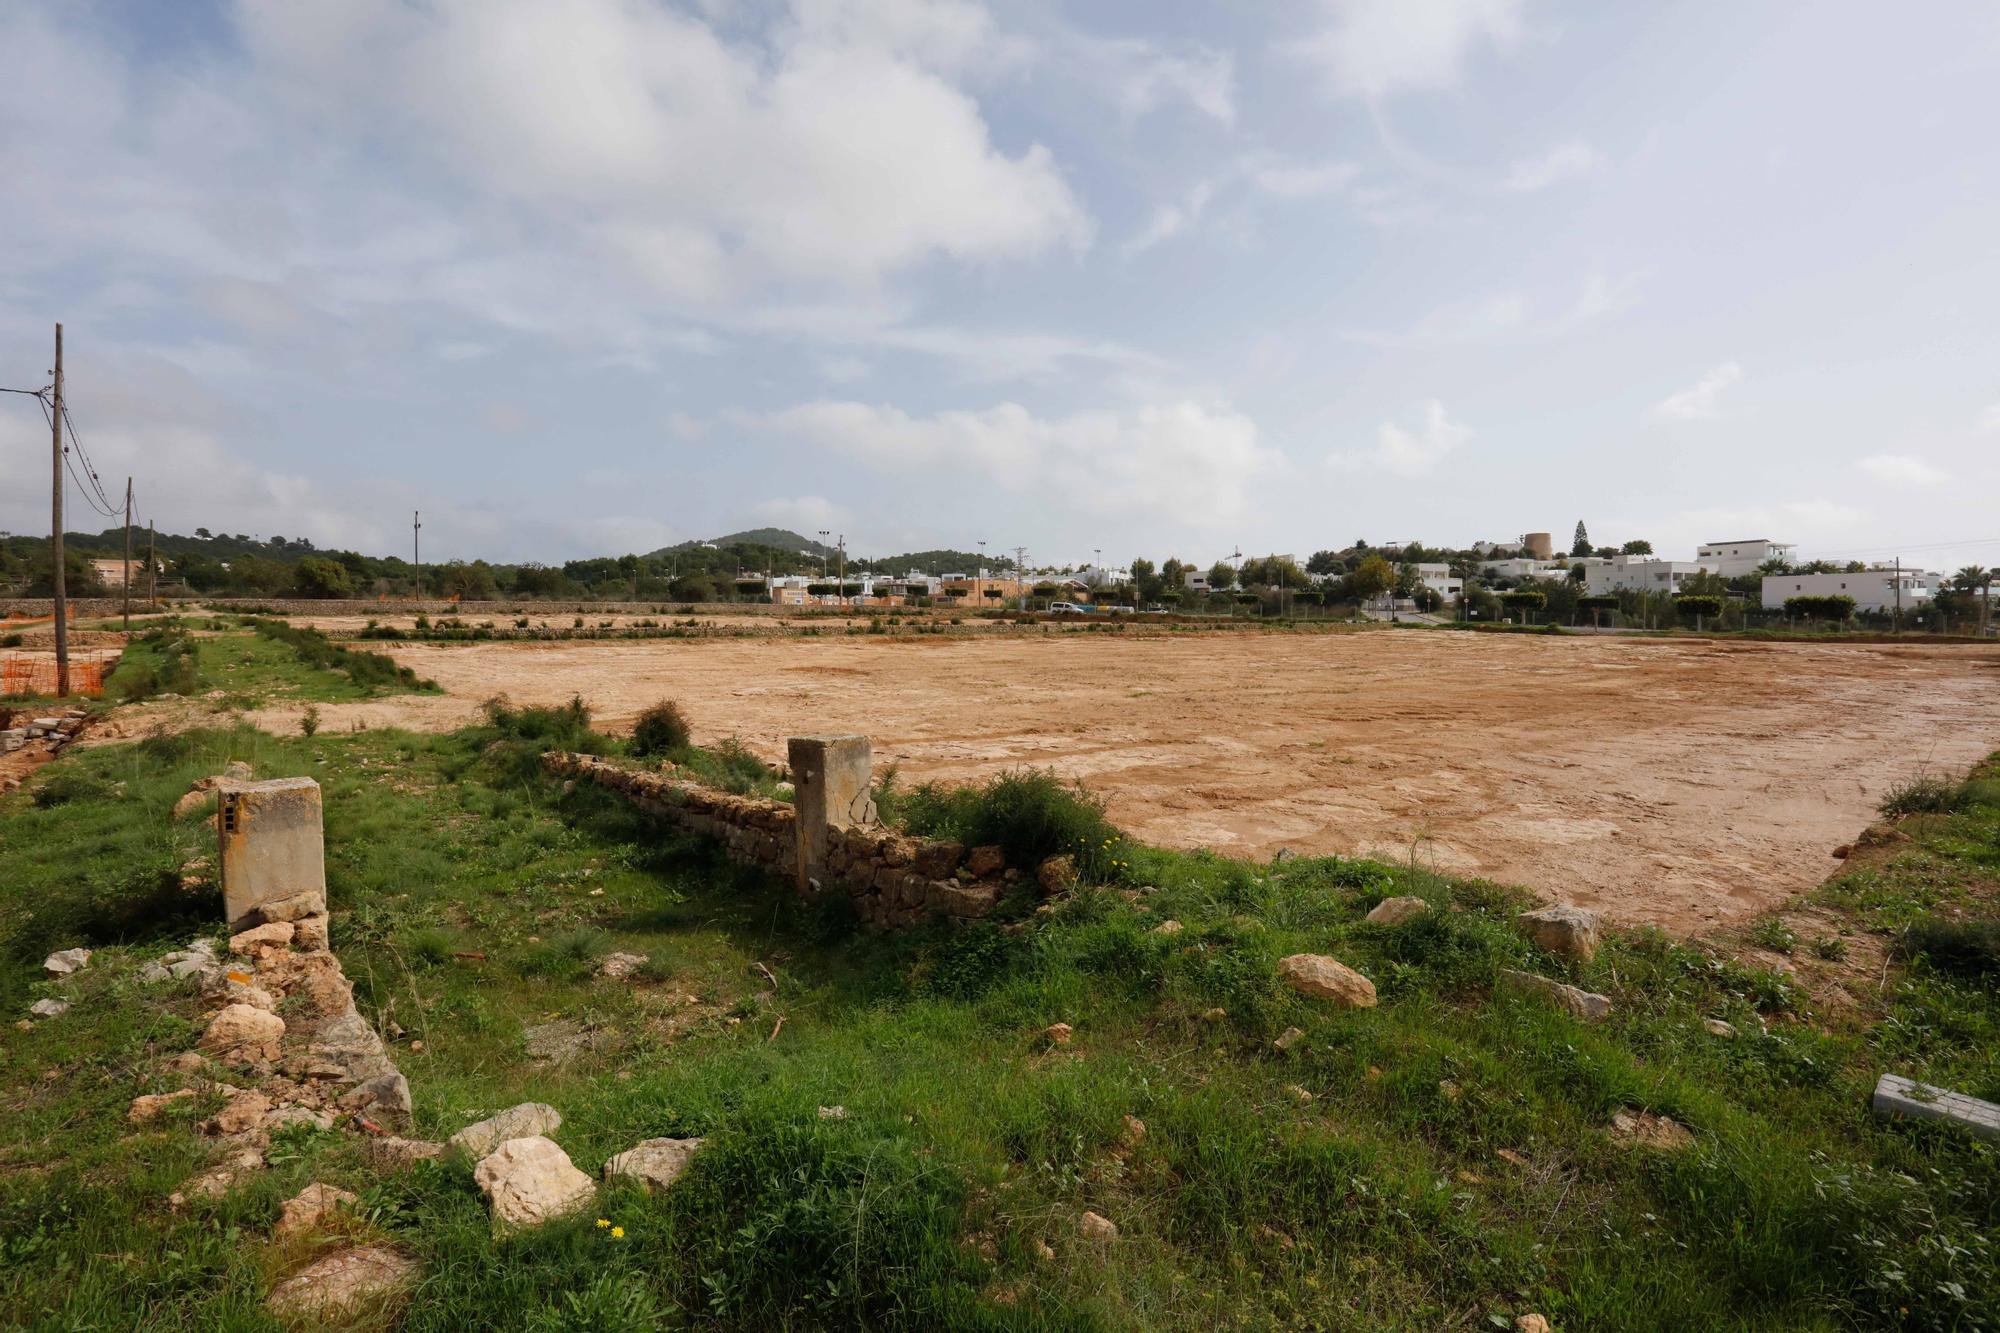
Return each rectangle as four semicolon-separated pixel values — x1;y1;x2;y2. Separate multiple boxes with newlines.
788;735;875;894
217;777;329;930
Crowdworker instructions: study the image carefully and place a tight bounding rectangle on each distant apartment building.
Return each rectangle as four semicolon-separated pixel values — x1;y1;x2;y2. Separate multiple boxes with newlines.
1478;557;1560;580
1183;571;1212;592
89;558;150;585
1583;555;1718;596
1696;539;1796;577
1409;562;1462;597
1761;567;1938;614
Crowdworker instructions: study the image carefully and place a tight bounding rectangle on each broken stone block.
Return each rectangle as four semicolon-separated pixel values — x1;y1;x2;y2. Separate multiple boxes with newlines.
1608;1109;1694;1151
1517;905;1600;963
1036;855;1076;895
601;951;649;979
266;1246;416;1320
129;1089;197;1123
1872;1073;2000;1141
28;998;69;1020
965;844;1005;878
1496;968;1612;1023
216;777;327;931
210;1088;273;1136
171;1147;265;1206
602;1137;703;1193
788;734;876;894
1365;896;1430;926
229;921;295;955
448;1102;563;1160
1277;954;1377;1007
473;1136;595;1230
364;1136;444;1170
339;1071;412;1128
1078;1210;1119;1241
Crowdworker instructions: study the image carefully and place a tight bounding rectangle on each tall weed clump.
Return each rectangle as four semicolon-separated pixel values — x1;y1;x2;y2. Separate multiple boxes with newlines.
892;768;1126;879
630;699;692;756
112;625;201;701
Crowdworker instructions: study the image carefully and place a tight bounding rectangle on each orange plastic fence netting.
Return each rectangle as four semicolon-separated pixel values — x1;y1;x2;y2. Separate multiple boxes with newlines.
1;654;114;697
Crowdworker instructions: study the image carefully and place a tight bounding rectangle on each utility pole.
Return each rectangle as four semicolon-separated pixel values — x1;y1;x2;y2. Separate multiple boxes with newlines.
1015;545;1026;610
51;323;68;698
977;539;986;610
1894;556;1902;634
147;521;156;606
412;510;422;602
121;476;132;630
837;534;846;606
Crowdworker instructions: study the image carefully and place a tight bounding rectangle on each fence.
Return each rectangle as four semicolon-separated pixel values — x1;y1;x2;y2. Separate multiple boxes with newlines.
0;652;116;697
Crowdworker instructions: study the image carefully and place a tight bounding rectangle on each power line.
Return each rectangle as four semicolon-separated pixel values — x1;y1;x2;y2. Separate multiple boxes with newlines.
34;391;121;520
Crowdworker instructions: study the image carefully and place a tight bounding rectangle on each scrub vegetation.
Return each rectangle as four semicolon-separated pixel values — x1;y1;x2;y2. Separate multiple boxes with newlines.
2;691;1996;1328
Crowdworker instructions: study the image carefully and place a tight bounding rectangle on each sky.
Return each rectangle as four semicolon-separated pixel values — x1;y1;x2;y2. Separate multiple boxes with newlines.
2;0;1998;573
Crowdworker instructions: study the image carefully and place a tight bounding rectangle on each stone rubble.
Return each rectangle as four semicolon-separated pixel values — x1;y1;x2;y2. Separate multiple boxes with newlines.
266;1247;417;1321
43;948;91;978
274;1182;360;1238
28;998;69;1020
602;1136;704;1192
1496;969;1613;1023
1517;905;1600;964
1277;954;1378;1007
449;1102;563;1160
1365;896;1430;927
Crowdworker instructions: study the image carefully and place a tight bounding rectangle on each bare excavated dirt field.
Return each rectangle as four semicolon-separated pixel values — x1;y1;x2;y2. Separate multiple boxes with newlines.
121;629;2000;932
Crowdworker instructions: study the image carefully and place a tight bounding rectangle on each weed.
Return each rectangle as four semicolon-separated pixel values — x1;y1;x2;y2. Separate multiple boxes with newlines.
300;704;321;738
630;699;692;757
1901;918;2000;980
1750;918;1798;954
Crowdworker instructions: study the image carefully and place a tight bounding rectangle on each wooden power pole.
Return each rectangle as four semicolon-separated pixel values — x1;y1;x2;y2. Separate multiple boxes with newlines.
51;323;68;698
147;520;157;606
122;476;133;630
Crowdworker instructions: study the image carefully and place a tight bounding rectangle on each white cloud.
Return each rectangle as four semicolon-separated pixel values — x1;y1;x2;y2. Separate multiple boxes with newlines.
815;354;873;384
1292;0;1528;99
744;398;1276;524
753;495;846;532
1652;362;1743;420
1121;181;1218;260
1980;403;2000;432
1329;400;1471;477
1503;141;1601;192
1855;453;1946;486
1243;155;1362;198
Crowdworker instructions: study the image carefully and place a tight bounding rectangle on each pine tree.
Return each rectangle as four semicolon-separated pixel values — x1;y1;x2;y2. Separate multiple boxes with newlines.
1571;521;1591;557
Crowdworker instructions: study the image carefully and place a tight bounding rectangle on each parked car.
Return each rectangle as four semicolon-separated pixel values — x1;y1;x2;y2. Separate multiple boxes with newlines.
1048;601;1091;614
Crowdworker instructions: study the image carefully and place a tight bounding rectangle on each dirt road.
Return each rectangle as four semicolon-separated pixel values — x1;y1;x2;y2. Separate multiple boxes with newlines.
215;629;2000;930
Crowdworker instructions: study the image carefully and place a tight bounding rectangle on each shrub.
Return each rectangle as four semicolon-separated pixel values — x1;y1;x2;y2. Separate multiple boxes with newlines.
894;768;1124;879
631;699;693;756
0;633;21;648
1784;594;1856;623
33;769;116;808
1878;773;1972;818
300;705;321;738
1901;919;2000;980
250;619;434;692
482;694;606;754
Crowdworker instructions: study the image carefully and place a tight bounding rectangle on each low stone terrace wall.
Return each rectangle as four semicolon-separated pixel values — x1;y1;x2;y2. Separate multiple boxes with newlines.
544;751;1011;927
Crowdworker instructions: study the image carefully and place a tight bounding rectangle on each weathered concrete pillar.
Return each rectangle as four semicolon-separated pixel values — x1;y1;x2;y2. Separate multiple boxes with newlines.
218;776;328;930
788;735;875;893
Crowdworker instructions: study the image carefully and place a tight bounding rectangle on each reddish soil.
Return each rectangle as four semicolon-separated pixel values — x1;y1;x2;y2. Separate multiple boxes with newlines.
111;630;2000;931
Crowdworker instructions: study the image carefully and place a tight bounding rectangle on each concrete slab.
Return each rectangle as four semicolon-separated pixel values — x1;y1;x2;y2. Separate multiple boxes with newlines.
788;735;875;894
218;776;327;930
1872;1073;2000;1140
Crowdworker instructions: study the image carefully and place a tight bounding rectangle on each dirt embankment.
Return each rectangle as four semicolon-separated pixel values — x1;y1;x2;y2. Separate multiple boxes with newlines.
94;630;2000;933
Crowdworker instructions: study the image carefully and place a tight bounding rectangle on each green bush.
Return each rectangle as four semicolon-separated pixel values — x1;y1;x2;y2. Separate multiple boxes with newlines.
112;625;201;701
32;769;116;809
250;618;434;692
892;768;1124;879
1902;919;2000;980
630;699;692;756
482;694;607;754
1879;774;1972;818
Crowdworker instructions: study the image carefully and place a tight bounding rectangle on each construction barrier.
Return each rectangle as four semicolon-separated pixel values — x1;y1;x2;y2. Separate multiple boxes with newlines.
0;653;115;697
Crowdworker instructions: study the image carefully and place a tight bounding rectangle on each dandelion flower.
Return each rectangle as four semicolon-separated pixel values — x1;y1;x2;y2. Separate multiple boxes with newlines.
611;1226;625;1238
596;1218;610;1228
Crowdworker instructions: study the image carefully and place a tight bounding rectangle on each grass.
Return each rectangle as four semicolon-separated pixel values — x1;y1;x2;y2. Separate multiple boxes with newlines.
101;622;436;707
2;713;1998;1328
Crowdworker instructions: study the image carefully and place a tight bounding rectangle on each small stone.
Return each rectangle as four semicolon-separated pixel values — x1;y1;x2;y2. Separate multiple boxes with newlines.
1438;1080;1461;1100
274;1182;359;1238
365;1136;445;1170
1042;1022;1073;1046
1703;1018;1736;1038
139;962;172;984
339;1071;412;1127
1516;1317;1551;1333
1120;1114;1146;1146
229;921;294;955
1365;896;1429;926
1035;854;1076;896
266;1246;416;1320
28;999;69;1020
266;1105;336;1132
602;1136;703;1192
1496;969;1612;1023
292;914;330;951
1277;954;1377;1007
1152;919;1183;935
223;760;254;781
1078;1210;1118;1241
817;1105;847;1120
1033;1239;1056;1262
210;1088;273;1136
1273;1026;1307;1051
1496;1148;1530;1168
448;1102;562;1160
171;1147;265;1205
1286;1085;1313;1104
601;951;649;980
1518;904;1600;964
200;1004;285;1062
172;788;215;819
129;1089;197;1123
1273;847;1296;863
43;948;91;977
1200;1007;1227;1021
965;845;1005;878
1608;1109;1694;1151
472;1136;596;1230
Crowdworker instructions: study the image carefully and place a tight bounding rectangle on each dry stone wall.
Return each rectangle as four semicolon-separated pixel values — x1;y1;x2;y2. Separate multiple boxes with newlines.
544;752;1009;927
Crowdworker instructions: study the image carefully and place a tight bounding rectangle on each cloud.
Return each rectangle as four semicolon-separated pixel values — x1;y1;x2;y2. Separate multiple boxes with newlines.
1502;141;1601;192
753;495;846;532
1980;403;2000;432
1652;362;1743;420
1121;181;1218;260
743;398;1276;524
1076;34;1236;124
1855;454;1946;486
1292;0;1528;99
1328;400;1471;477
814;354;873;384
1243;155;1362;198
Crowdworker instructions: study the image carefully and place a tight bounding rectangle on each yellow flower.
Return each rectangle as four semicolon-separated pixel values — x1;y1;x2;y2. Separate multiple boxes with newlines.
611;1226;625;1238
596;1218;609;1228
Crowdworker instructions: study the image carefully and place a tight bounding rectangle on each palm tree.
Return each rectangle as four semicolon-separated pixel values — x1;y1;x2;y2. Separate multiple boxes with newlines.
1954;566;1995;635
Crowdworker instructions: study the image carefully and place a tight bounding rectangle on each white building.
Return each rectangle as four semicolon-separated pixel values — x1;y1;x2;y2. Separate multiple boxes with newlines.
1479;558;1562;580
1183;571;1212;592
1697;539;1796;577
1409;562;1462;597
1584;555;1718;596
1761;567;1939;613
